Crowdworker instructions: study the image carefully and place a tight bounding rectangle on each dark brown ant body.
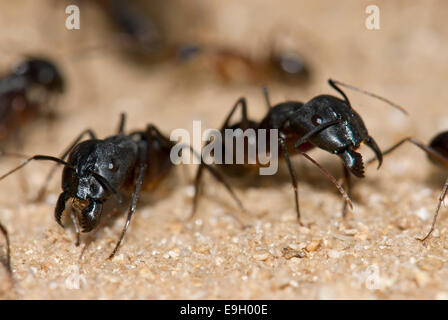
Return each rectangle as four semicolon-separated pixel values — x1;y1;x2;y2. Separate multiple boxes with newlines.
0;114;240;259
0;57;65;144
193;80;405;224
370;131;448;242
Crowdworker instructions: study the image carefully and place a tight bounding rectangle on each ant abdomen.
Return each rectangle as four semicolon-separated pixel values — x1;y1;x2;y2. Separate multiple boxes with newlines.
429;131;448;163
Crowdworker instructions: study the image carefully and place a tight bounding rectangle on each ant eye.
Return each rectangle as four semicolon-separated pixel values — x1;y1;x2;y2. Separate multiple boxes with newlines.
108;159;119;172
312;115;323;126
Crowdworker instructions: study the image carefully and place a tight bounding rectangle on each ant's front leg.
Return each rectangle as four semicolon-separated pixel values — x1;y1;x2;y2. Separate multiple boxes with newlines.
279;136;302;226
220;97;249;130
108;161;147;260
341;164;352;219
418;177;448;242
191;163;204;219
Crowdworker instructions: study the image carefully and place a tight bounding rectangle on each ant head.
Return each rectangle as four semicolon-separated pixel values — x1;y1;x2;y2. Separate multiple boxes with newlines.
55;139;137;232
291;94;382;177
13;58;65;93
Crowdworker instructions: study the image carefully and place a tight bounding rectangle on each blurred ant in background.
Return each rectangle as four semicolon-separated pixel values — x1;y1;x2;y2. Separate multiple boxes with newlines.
0;57;65;145
81;0;311;85
193;80;406;224
88;0;163;56
176;43;310;86
368;131;448;242
0;114;242;259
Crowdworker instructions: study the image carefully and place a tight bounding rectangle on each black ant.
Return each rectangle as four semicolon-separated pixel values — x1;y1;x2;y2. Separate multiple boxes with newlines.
368;132;448;242
0;57;65;144
0;114;241;259
192;79;406;224
176;44;310;86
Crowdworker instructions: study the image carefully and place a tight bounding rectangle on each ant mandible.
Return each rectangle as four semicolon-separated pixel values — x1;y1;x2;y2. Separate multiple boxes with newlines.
0;114;241;259
368;131;448;242
192;79;406;224
0;57;65;144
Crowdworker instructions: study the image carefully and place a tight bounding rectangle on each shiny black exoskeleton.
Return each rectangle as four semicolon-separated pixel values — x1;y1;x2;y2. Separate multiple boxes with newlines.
286;80;383;178
0;57;65;143
373;131;448;242
193;79;392;224
0;114;240;259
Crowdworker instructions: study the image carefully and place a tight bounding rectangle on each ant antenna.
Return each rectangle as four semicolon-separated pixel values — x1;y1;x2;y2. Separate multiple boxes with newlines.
329;79;408;115
0;153;75;181
0;152;123;203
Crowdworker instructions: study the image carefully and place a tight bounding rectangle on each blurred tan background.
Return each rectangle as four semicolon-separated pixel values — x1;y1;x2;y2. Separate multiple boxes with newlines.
0;0;448;299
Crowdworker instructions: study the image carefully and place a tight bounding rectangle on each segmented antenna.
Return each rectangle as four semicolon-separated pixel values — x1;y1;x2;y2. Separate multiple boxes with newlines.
330;79;408;115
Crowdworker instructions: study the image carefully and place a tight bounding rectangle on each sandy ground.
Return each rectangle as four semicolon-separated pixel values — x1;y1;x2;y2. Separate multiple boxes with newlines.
1;0;448;299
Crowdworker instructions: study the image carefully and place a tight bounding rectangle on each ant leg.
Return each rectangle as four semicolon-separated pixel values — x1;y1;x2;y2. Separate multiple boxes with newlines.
191;164;204;219
418;177;448;242
181;142;245;215
0;222;12;278
35;129;97;201
279;137;302;225
341;165;352;218
220;97;248;131
191;163;247;227
70;209;81;247
367;137;448;168
366;137;410;166
188;147;245;219
299;152;353;210
108;163;147;259
117;113;126;134
262;87;272;109
78;208;119;264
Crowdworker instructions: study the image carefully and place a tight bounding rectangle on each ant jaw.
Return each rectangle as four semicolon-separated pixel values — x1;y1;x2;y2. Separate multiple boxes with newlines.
339;148;365;178
365;136;383;169
78;200;103;233
55;192;68;228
